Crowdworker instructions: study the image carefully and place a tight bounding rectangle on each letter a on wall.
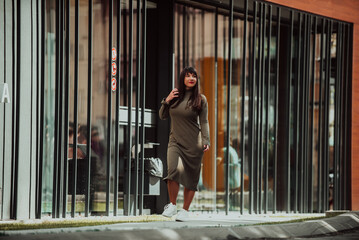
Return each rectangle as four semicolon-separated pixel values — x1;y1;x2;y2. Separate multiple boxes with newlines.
0;83;11;103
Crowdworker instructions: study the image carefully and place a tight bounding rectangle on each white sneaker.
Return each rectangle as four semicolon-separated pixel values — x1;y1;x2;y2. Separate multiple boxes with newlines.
175;209;189;222
162;203;177;218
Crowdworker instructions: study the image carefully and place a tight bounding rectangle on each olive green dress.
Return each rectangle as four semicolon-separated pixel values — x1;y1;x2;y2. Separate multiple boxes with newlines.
159;90;210;191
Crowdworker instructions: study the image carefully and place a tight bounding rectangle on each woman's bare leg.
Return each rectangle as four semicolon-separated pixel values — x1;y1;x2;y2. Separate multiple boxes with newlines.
183;188;195;210
167;180;180;205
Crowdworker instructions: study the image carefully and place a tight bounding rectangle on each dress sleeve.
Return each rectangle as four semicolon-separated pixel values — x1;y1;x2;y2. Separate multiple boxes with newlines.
199;95;210;146
159;98;170;120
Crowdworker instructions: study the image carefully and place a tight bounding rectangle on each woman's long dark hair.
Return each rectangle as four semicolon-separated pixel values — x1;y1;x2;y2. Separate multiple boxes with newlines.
171;66;202;112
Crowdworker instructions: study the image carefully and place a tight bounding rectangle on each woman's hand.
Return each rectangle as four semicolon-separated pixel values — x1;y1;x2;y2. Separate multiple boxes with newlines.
203;145;210;152
165;88;179;103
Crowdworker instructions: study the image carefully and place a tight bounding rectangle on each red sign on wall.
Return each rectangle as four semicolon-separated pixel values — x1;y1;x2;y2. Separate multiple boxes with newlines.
112;47;117;61
112;62;117;76
111;78;117;92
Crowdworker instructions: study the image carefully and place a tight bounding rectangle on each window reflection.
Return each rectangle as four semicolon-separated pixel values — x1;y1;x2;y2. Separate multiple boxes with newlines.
174;4;217;211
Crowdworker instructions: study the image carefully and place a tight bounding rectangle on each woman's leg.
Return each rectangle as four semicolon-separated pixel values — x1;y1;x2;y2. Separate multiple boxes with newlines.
183;188;195;210
167;179;180;205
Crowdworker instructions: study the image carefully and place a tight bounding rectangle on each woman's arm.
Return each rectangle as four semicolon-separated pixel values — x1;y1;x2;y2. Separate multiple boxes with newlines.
159;98;170;120
159;88;179;120
199;95;210;147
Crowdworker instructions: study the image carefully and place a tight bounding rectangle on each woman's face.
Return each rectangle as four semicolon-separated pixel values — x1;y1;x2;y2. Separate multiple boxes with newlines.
184;72;197;89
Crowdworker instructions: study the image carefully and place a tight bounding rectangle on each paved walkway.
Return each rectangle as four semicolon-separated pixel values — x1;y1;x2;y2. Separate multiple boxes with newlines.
1;211;358;239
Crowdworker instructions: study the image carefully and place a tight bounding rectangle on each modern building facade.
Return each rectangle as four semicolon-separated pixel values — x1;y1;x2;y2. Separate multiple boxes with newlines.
0;0;358;220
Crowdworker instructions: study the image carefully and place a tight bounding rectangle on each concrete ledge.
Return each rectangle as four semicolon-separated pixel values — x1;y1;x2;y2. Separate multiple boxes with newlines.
226;211;359;239
325;210;350;218
1;212;358;239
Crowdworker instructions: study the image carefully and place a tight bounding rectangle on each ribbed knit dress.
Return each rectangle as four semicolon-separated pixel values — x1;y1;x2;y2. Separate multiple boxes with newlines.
159;90;210;191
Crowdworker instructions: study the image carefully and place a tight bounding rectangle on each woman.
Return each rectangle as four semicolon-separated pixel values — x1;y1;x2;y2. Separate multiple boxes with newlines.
159;66;210;221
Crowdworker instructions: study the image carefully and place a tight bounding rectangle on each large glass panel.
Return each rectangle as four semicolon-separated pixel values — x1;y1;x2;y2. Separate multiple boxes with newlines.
66;0;90;216
42;0;56;216
276;7;291;212
267;9;278;213
228;15;244;211
312;21;322;212
174;3;216;211
216;13;229;211
328;26;337;210
79;0;109;215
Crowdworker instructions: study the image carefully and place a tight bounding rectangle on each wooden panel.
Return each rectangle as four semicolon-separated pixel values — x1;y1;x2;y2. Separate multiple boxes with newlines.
266;0;359;210
201;57;216;190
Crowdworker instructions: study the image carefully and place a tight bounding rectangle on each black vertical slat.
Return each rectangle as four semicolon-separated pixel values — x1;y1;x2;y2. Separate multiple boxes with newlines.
71;0;79;218
339;23;345;210
347;24;353;210
257;3;264;214
342;24;349;210
58;0;65;218
309;16;317;213
254;3;262;214
338;23;344;209
134;0;141;216
273;6;280;214
321;19;328;213
260;4;266;214
264;5;271;214
333;22;339;210
299;15;308;213
340;22;345;210
337;23;343;209
37;0;45;219
11;0;19;220
302;15;307;213
11;0;20;220
50;0;58;218
139;0;147;215
57;0;63;218
123;0;131;214
249;1;257;215
122;1;128;215
333;21;338;210
62;0;70;218
85;0;93;217
225;0;233;215
240;0;248;215
317;18;325;213
106;0;113;216
322;19;328;213
294;12;302;214
304;15;311;213
126;0;133;216
52;0;60;218
114;0;121;217
35;0;40;219
59;0;65;218
57;0;64;218
286;10;293;213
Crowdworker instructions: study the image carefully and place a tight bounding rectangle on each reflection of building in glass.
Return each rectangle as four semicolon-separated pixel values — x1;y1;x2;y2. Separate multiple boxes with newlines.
0;0;357;220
